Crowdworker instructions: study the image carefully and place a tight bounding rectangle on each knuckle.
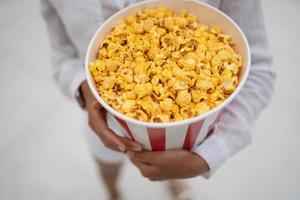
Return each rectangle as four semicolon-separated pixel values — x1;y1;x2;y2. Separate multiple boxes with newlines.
141;171;149;178
97;129;110;139
95;130;104;140
102;128;111;136
105;137;117;146
88;107;94;116
99;137;110;146
88;101;95;109
140;169;151;178
103;141;111;148
88;120;93;128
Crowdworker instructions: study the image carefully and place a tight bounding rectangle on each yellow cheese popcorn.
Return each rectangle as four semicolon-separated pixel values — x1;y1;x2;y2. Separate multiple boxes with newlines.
89;7;243;122
175;90;192;107
160;98;174;112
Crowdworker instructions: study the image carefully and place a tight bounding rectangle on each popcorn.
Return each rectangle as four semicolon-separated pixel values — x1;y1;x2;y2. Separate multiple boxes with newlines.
89;7;242;122
175;90;192;107
121;100;136;113
160;98;174;111
134;83;153;98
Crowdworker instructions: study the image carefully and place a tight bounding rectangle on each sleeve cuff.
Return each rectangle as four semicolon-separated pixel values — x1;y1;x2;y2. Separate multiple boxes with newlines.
192;133;231;179
70;69;87;98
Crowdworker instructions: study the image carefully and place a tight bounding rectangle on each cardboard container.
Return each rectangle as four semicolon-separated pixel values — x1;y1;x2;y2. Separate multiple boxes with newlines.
85;0;250;151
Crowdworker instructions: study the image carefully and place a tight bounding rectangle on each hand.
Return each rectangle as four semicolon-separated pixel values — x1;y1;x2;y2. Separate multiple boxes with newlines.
128;149;209;181
80;81;143;152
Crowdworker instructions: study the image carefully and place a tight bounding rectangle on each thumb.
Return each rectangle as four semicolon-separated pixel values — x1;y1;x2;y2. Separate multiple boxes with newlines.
89;101;126;151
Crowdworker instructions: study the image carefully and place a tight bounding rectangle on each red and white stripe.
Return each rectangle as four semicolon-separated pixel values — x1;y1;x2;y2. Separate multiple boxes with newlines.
107;111;222;151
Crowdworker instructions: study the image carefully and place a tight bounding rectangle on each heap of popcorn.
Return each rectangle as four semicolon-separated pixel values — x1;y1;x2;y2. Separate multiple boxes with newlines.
89;7;242;123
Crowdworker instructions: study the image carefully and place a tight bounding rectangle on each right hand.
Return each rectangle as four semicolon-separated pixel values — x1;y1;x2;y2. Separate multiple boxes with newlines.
80;81;143;153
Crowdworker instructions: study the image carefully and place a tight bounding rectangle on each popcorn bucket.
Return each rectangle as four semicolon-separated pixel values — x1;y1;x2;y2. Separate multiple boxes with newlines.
85;0;250;151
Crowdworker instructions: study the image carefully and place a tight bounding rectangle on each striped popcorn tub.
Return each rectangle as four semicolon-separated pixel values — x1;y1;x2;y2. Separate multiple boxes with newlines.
85;0;250;151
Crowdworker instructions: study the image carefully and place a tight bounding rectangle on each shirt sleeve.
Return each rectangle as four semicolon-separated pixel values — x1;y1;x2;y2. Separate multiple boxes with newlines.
193;0;276;178
40;0;86;98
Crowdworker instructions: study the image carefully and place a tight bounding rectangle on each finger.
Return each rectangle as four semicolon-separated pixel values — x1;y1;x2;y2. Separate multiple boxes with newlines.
102;130;143;152
88;116;124;152
134;151;162;165
90;101;142;152
119;137;143;152
90;101;107;130
128;152;159;178
103;141;126;153
89;100;103;110
101;128;127;152
88;118;96;132
89;101;126;152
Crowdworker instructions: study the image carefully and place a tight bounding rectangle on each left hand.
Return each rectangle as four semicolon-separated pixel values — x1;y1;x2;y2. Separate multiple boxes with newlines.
128;149;209;181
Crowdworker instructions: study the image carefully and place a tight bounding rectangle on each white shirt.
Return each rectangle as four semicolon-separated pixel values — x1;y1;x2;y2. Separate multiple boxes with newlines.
41;0;276;177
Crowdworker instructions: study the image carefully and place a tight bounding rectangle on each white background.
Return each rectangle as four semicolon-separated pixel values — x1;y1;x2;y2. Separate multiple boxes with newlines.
0;0;299;199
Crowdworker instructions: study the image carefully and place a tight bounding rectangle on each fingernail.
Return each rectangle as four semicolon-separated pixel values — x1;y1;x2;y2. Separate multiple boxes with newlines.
118;145;126;152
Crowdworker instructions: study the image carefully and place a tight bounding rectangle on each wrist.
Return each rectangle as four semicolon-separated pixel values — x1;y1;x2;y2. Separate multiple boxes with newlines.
75;81;87;109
